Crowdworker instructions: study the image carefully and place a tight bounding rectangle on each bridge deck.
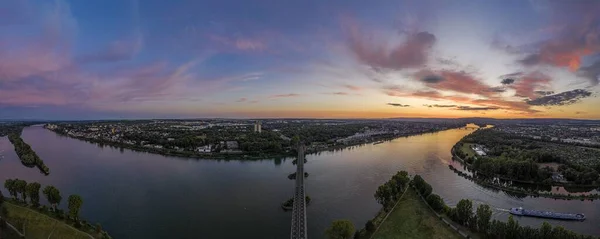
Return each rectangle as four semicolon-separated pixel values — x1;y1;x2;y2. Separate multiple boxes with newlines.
290;145;307;239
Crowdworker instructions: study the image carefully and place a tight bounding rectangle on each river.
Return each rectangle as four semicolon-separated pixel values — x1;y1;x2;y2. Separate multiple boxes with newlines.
0;126;598;238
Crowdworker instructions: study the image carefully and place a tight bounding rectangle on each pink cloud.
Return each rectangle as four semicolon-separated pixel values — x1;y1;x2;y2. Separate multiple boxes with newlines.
343;17;436;70
0;86;70;106
269;93;301;98
415;70;497;97
384;70;540;113
509;72;552;99
342;84;362;91
519;2;600;73
323;92;351;96
208;34;267;52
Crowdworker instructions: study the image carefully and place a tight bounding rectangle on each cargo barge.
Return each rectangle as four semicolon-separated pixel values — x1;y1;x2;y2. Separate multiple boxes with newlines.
510;207;585;221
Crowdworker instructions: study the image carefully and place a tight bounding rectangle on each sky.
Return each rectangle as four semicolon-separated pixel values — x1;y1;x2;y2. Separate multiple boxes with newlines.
1;0;600;120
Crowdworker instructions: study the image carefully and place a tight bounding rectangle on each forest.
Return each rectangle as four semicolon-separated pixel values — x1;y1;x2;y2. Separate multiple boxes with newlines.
456;128;600;185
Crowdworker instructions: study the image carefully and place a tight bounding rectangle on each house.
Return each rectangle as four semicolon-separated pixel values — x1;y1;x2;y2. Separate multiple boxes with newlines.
471;144;487;156
196;145;212;153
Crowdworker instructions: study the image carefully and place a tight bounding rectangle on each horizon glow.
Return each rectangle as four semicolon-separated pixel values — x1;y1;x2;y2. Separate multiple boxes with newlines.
1;0;599;120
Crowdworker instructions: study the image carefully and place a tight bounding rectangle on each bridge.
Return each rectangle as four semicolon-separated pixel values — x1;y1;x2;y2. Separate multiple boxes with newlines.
290;145;308;239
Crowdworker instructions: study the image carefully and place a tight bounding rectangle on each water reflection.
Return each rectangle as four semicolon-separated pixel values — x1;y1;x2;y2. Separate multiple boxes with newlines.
0;126;597;239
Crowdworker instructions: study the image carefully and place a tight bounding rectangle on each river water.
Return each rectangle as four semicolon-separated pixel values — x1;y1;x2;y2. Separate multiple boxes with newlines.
0;126;598;238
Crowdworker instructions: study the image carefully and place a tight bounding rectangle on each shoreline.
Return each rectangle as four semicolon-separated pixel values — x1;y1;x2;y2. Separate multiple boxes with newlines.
449;147;600;201
44;126;464;161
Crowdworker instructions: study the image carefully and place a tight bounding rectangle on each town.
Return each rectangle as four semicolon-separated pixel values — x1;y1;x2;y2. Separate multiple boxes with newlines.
44;119;464;159
496;124;600;146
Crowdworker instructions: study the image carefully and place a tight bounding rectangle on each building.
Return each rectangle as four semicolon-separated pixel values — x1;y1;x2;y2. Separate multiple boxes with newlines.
226;141;239;150
197;145;212;153
254;120;262;133
471;144;487;156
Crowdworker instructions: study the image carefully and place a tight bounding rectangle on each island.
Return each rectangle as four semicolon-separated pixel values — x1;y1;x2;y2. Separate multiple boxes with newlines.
7;134;50;175
453;125;600;186
449;124;600;200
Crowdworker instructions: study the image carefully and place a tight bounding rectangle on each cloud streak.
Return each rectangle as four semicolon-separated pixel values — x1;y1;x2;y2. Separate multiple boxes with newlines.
526;89;592;106
387;103;410;107
269;93;301;98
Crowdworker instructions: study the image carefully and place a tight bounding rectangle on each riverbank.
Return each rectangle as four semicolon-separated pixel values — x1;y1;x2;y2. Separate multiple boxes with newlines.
450;147;600;200
1;200;110;239
448;164;600;201
46;126;463;160
371;187;463;239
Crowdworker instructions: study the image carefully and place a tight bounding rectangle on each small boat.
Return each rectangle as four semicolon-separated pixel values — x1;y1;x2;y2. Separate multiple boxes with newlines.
373;141;384;145
509;207;585;221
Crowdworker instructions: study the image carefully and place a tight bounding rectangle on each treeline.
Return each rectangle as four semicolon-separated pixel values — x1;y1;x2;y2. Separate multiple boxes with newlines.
457;129;600;185
413;175;598;239
355;171;410;238
7;133;50;175
3;178;111;239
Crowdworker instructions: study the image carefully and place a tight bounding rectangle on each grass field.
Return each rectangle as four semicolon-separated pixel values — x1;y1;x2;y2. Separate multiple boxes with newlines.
3;202;93;239
459;143;476;159
372;187;463;239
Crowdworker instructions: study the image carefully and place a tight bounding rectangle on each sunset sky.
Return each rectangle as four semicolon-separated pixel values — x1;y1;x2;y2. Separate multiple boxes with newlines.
1;0;599;119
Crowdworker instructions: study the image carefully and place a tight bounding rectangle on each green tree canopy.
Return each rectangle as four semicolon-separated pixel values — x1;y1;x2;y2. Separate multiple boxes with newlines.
4;179;17;199
68;194;83;219
325;220;355;239
26;182;41;206
43;185;62;210
426;194;445;212
456;199;473;226
14;179;27;201
476;204;492;235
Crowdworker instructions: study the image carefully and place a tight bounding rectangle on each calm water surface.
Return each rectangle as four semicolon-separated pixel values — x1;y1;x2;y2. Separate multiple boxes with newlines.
0;126;598;238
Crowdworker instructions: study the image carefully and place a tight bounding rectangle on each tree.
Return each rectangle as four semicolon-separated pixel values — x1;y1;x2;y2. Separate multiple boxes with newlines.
476;204;492;235
426;194;445;212
365;219;375;232
26;182;41;206
95;223;103;233
43;186;62;210
539;222;553;238
325;220;355;239
68;195;83;220
14;179;27;201
505;215;520;238
489;220;505;238
456;199;473;226
4;179;17;199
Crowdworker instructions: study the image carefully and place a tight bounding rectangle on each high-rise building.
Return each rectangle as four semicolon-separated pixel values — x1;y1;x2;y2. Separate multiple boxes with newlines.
254;120;262;133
